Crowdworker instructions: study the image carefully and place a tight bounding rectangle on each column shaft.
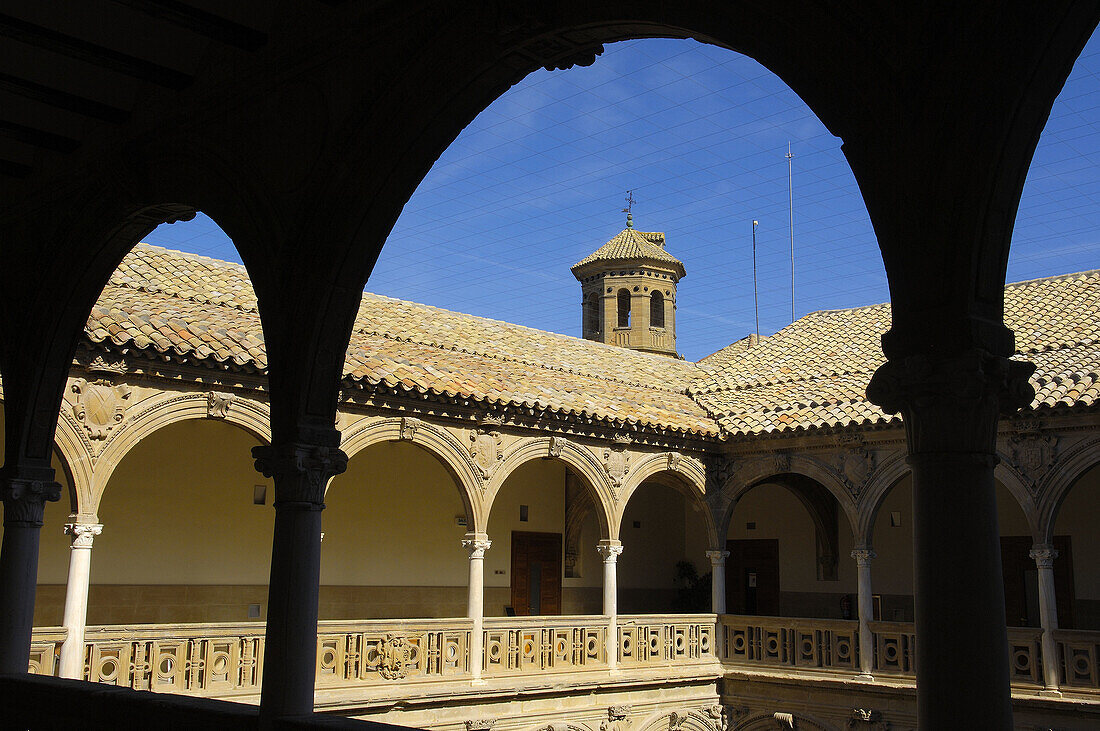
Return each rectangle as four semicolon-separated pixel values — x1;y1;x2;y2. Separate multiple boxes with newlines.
852;548;875;678
463;533;490;683
1031;545;1061;691
59;523;102;679
705;550;729;614
597;539;622;670
253;442;347;724
0;469;61;674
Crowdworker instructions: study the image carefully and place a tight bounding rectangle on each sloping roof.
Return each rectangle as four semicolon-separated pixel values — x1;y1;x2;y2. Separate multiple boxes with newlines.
696;335;766;373
690;270;1100;435
91;244;717;436
87;245;1099;441
571;228;685;279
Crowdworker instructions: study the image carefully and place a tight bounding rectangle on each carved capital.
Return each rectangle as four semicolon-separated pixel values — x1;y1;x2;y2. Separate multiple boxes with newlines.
251;442;348;508
65;522;103;548
597;539;624;563
705;549;730;566
867;349;1035;455
462;533;492;559
1;467;62;527
850;548;877;567
1029;544;1058;569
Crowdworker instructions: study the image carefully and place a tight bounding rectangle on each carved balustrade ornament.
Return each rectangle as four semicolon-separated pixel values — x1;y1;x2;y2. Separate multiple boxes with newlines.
373;633;415;680
251;442;348;507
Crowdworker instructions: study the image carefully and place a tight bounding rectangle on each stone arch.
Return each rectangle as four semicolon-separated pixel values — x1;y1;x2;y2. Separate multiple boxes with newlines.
732;711;839;731
858;448;1042;545
87;392;271;517
616;451;717;548
53;410;94;519
635;708;726;731
1038;434;1100;544
486;436;614;540
339;417;482;532
716;454;859;542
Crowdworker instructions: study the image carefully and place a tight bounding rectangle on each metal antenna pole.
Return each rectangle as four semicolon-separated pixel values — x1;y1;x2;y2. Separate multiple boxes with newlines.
787;142;795;323
752;220;760;343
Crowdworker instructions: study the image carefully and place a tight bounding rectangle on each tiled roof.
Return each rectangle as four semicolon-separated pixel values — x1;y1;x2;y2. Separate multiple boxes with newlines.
571;228;686;278
91;245;717;436
690;270;1100;435
85;245;1098;441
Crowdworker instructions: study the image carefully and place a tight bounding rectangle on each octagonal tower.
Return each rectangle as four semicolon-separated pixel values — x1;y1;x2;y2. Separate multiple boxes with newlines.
571;214;685;357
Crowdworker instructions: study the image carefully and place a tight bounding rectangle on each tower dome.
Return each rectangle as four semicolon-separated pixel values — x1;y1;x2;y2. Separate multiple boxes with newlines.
571;217;685;357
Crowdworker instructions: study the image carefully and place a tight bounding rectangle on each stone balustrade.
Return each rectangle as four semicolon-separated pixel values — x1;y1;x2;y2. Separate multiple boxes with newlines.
618;613;716;666
719;614;859;673
1054;628;1100;689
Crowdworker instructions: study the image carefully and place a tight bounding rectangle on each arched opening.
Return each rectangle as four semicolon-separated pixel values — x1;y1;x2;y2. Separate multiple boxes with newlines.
1051;462;1100;630
618;475;711;614
93;419;272;623
870;474;1037;626
617;289;631;329
321;440;471;619
649;291;665;329
486;459;604;617
725;475;854;619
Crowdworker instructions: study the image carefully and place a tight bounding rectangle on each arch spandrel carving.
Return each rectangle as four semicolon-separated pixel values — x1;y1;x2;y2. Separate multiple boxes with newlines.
485;436;615;540
85;391;272;518
339;416;483;532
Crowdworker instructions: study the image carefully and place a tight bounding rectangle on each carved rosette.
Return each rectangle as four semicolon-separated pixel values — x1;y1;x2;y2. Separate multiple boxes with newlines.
71;378;132;440
207;391;236;419
251;442;348;507
65;522;103;548
469;422;504;481
1;469;62;527
867;349;1035;455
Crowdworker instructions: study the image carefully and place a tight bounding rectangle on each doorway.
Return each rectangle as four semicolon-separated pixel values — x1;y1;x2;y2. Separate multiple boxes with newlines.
1001;535;1075;628
511;531;562;615
726;538;781;616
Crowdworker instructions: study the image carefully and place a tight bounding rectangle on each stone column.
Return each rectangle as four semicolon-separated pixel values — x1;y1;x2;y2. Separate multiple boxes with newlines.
252;442;347;723
597;539;623;671
1030;544;1061;693
705;550;729;614
463;533;490;684
0;466;61;674
58;522;103;679
851;547;876;678
868;349;1033;729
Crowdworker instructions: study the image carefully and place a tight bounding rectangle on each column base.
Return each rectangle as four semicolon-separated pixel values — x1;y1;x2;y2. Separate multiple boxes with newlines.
471;678;487;687
854;672;875;681
1037;688;1063;698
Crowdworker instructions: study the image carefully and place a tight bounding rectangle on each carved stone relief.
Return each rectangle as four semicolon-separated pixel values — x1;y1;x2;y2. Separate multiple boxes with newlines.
846;708;888;730
70;378;131;440
1006;422;1057;495
601;706;631;731
603;435;632;492
374;633;414;680
207;391;235;419
470;421;504;480
548;435;569;458
399;417;421;441
833;435;876;499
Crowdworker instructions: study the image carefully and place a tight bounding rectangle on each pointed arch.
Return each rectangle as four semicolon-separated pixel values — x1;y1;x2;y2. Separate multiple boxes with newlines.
339;417;482;532
87;392;271;518
486;437;614;540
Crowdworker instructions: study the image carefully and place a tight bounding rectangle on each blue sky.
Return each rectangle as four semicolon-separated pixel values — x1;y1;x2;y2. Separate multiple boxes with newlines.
145;34;1100;362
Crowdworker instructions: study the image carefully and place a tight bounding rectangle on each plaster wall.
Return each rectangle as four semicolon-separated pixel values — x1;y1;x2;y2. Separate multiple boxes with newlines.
1055;462;1100;627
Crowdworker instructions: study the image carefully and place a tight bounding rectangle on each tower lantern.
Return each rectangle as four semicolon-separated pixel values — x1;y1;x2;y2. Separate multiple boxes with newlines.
571;222;685;357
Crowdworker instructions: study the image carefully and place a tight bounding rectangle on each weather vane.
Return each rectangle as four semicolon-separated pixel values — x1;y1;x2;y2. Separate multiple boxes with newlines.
622;190;636;228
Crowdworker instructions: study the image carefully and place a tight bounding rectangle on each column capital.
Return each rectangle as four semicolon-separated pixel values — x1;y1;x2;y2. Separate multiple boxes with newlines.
867;349;1035;455
851;548;877;566
462;533;491;558
705;549;730;566
1;465;62;527
1029;545;1058;568
251;442;347;508
64;522;103;548
596;539;623;562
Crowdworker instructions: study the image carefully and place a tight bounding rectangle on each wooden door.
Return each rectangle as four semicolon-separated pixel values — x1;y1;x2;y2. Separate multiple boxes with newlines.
726;538;781;616
1001;535;1075;628
511;531;563;616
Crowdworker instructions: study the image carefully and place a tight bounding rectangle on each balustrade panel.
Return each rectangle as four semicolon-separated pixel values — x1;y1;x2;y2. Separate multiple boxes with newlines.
27;627;65;676
618;614;716;666
482;615;607;676
1055;629;1100;689
1006;627;1043;686
720;615;858;673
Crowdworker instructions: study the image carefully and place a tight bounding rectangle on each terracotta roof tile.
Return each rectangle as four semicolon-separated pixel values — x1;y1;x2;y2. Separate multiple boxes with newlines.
571;228;685;278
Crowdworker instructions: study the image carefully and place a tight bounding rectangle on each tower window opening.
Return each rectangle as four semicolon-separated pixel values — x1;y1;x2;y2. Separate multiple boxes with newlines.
617;289;631;327
650;290;665;328
585;295;600;334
